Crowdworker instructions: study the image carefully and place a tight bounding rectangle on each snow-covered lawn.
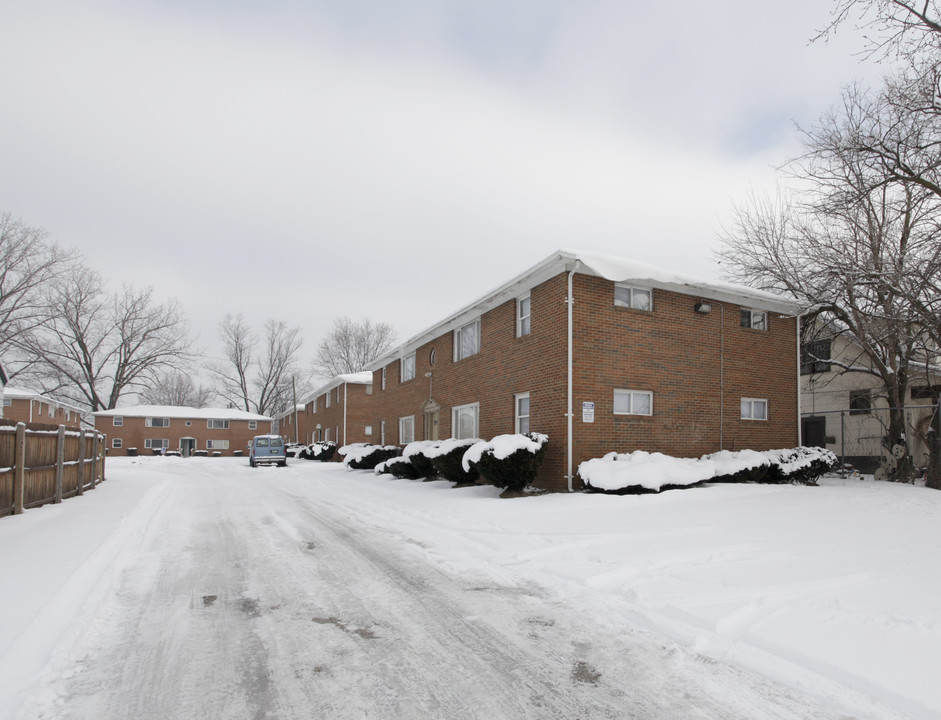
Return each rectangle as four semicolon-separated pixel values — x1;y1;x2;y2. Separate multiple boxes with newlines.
1;457;938;719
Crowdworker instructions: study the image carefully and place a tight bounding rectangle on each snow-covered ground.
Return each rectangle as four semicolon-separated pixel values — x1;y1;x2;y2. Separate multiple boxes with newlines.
1;457;938;719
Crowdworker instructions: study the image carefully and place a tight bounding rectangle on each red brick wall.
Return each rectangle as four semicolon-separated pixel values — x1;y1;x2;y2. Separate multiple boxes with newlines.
304;383;374;446
369;270;798;491
4;398;85;429
93;415;272;456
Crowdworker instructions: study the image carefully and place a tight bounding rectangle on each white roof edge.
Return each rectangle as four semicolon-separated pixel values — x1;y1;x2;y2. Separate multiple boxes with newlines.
297;371;373;407
92;405;272;421
366;249;804;370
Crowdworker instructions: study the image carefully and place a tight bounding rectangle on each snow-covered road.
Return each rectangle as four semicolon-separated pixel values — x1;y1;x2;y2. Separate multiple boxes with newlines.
2;458;933;719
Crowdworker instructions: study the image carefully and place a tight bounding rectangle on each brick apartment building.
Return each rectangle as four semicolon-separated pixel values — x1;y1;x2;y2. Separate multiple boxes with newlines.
3;386;87;429
365;250;803;491
279;372;374;446
93;405;272;456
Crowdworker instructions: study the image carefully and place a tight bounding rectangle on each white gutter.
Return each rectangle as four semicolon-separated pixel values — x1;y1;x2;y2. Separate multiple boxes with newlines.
566;261;580;492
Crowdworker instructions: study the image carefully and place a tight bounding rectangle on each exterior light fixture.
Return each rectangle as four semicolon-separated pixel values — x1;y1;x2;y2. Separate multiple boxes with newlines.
695;301;712;314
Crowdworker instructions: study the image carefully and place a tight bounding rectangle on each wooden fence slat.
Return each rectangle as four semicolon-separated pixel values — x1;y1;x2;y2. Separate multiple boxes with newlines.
13;423;25;515
54;425;65;504
77;429;86;495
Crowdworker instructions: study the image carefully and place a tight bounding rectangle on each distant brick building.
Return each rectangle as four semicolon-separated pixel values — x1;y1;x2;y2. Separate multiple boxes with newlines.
279;373;374;446
365;250;803;491
93;406;271;456
3;386;87;429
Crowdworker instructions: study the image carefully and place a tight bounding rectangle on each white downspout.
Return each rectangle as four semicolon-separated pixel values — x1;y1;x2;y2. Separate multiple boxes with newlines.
566;261;580;492
342;384;348;447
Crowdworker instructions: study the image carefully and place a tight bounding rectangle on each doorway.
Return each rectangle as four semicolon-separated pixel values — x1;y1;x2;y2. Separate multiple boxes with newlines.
422;399;440;441
180;437;196;458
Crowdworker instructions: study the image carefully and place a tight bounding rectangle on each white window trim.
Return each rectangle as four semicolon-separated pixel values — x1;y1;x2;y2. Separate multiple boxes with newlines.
613;389;653;416
207;419;230;430
399;415;415;444
326;391;332;408
453;318;481;362
614;284;653;311
400;353;416;382
112;437;122;449
380;420;386;445
381;367;387;391
517;295;531;337
145;417;170;428
741;397;769;421
113;416;123;427
515;392;530;434
207;439;230;449
248;420;257;430
144;438;170;449
451;402;480;440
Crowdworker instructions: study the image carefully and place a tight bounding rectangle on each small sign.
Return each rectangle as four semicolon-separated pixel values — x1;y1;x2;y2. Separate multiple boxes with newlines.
582;401;595;423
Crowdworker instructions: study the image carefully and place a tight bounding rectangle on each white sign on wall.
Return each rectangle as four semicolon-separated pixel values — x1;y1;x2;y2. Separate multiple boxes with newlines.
582;401;595;423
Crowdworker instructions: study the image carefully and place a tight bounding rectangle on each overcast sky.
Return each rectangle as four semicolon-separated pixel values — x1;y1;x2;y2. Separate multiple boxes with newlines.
0;0;880;375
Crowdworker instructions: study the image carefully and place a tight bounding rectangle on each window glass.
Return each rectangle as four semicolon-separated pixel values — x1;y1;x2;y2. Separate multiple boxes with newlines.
741;398;768;420
401;354;416;382
516;394;530;434
113;416;123;427
614;390;653;415
740;309;768;330
452;404;479;439
399;416;415;444
615;285;652;311
517;296;531;337
455;320;480;360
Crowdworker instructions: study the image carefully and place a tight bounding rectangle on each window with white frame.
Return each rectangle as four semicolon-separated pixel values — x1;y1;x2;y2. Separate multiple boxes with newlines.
515;393;530;434
113;416;123;427
454;319;480;361
144;438;170;449
207;419;230;429
613;389;653;416
740;308;767;330
145;417;170;427
401;353;416;382
614;284;652;311
451;403;479;440
326;391;331;408
517;295;531;337
112;438;123;449
325;427;331;442
399;415;415;444
741;398;768;420
2;398;11;407
381;367;387;391
207;439;229;450
365;424;373;436
380;420;386;444
248;420;257;430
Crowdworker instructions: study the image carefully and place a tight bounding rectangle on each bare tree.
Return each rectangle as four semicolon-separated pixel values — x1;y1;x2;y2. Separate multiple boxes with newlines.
13;265;193;411
140;371;214;407
208;315;306;417
0;212;76;351
314;316;396;379
718;89;940;481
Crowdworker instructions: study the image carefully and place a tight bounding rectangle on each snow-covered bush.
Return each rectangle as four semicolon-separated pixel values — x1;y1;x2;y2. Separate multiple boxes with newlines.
464;433;549;492
579;446;839;494
300;441;337;462
403;440;440;479
765;447;839;485
340;443;401;470
426;438;481;484
378;456;423;480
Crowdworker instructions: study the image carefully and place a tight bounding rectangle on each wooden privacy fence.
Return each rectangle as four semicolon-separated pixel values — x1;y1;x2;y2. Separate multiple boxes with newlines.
0;419;106;518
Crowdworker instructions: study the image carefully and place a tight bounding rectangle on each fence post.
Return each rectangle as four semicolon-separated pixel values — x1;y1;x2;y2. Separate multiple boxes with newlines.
76;429;86;496
54;425;65;503
13;422;25;515
90;434;98;489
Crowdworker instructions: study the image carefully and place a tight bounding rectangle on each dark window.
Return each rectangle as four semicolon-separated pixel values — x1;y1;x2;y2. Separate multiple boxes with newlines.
849;389;872;415
911;385;941;400
800;339;832;375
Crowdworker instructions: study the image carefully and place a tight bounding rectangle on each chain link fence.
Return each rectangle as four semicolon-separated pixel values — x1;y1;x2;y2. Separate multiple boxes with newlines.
801;403;939;477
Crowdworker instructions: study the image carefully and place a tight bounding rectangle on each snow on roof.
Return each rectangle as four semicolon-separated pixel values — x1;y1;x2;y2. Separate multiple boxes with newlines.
3;386;87;413
367;249;805;370
299;372;373;407
93;405;271;421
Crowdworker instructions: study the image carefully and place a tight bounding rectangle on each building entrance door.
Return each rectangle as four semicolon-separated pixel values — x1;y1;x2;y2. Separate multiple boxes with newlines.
180;437;196;457
422;399;440;441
